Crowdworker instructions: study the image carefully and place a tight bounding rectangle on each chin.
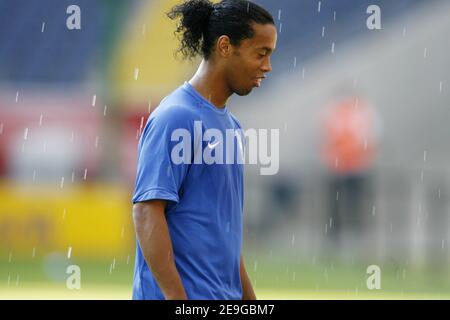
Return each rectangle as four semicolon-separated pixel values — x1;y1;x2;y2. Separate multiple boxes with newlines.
235;87;253;96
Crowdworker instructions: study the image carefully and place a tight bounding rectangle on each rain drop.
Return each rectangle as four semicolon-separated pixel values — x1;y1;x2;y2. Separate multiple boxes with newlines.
148;101;152;114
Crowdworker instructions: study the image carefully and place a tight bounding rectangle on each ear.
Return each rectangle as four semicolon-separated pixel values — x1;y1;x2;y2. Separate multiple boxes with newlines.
216;35;232;58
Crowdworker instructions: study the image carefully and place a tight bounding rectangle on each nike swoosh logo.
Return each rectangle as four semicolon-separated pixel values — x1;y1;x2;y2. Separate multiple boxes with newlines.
207;141;220;149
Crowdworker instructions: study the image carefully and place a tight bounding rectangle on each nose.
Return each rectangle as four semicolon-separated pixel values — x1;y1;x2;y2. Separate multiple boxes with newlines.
261;57;272;73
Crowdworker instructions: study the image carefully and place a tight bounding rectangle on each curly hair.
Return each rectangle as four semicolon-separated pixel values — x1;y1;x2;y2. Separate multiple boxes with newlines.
167;0;274;60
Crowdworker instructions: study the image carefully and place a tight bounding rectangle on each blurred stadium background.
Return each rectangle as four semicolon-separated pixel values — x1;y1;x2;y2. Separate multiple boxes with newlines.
1;0;450;299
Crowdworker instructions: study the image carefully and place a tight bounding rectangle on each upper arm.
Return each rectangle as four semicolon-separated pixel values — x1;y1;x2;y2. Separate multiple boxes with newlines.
132;106;195;205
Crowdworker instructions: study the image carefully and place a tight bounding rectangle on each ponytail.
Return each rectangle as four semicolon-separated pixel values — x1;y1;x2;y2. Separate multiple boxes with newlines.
167;0;214;60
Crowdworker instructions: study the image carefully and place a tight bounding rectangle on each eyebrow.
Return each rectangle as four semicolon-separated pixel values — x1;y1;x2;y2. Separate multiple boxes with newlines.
258;47;274;53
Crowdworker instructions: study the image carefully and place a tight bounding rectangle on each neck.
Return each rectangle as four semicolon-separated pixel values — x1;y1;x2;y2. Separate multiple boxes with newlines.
188;59;233;108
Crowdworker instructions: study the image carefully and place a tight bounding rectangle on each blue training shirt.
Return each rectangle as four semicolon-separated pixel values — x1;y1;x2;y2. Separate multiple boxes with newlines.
132;81;245;300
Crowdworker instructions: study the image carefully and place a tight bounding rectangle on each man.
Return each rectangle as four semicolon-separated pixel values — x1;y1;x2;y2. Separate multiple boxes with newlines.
132;0;276;300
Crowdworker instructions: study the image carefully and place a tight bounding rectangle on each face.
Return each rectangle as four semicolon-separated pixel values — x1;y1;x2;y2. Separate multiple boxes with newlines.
224;23;277;96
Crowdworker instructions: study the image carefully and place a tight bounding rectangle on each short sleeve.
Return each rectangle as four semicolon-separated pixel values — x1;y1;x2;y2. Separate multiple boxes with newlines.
132;105;193;205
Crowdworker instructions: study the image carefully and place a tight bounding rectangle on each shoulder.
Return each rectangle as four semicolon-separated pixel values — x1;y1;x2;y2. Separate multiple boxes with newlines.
145;106;199;138
153;103;197;124
149;86;201;129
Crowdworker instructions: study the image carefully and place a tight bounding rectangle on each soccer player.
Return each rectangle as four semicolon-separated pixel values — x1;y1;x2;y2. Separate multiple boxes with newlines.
132;0;276;300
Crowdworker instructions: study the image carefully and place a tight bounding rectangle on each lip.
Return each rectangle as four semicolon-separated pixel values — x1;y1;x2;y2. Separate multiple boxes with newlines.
253;76;266;87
